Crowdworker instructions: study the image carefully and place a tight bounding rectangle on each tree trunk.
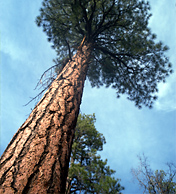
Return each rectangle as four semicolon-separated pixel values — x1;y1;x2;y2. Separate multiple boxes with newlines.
0;44;92;194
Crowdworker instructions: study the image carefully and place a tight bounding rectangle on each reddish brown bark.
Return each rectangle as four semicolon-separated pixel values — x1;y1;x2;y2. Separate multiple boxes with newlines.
0;44;92;194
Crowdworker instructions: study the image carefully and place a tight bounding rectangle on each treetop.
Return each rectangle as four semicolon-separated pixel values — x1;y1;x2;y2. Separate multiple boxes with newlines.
36;0;173;108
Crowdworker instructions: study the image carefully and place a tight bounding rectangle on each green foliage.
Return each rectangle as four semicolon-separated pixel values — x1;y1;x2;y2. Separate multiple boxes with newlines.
36;0;172;108
66;113;124;194
131;154;176;194
147;169;176;194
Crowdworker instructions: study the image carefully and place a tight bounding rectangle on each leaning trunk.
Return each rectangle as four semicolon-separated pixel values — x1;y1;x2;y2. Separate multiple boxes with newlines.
0;44;92;194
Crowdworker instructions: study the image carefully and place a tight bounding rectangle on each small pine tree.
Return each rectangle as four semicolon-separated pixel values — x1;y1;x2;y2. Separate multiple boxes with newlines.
66;113;124;194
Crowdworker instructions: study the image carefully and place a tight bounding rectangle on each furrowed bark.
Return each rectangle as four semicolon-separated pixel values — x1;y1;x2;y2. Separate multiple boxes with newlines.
0;44;92;194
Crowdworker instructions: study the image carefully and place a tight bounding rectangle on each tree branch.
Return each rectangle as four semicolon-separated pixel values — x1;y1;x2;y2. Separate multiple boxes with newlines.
95;45;135;72
34;64;59;90
65;39;73;60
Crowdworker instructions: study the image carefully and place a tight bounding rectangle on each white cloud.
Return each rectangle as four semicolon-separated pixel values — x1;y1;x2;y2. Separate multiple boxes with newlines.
155;73;176;111
1;37;28;63
148;0;176;112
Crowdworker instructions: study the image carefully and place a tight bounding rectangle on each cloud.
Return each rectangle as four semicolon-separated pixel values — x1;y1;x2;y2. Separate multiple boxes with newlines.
148;0;176;112
155;73;176;111
1;37;28;63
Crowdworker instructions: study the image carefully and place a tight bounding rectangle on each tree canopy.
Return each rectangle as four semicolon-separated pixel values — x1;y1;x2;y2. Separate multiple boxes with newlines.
36;0;172;108
66;113;124;194
131;154;176;193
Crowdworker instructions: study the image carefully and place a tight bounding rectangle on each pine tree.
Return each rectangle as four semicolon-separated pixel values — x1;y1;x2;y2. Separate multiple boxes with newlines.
0;0;172;193
66;113;124;194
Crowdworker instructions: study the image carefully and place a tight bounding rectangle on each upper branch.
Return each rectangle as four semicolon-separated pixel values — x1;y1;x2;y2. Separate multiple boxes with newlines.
92;0;116;39
95;45;135;72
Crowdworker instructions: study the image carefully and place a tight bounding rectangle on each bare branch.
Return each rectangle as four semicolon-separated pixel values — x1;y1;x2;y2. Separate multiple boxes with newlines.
131;154;176;193
34;64;59;90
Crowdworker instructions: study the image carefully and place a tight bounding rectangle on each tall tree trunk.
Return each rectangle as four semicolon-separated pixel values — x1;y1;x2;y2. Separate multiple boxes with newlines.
0;44;92;194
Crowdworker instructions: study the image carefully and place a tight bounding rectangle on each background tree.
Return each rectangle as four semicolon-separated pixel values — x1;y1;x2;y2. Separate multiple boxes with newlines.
131;154;176;194
0;0;172;193
66;113;124;194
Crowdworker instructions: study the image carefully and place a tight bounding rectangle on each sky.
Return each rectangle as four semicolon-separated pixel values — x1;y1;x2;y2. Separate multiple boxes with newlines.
0;0;176;193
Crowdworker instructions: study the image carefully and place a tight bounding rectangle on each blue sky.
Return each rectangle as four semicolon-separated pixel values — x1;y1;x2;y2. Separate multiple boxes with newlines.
1;0;176;193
